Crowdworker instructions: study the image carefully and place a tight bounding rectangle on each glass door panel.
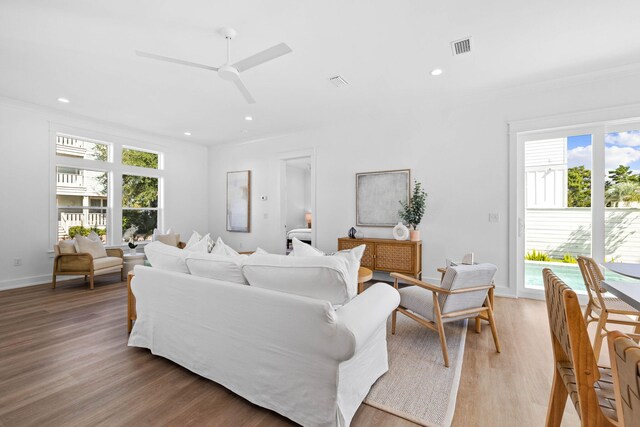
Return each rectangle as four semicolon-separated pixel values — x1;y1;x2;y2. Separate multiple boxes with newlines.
524;134;592;291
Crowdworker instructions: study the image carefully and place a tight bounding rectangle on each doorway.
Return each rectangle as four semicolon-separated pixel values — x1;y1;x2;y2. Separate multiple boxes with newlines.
280;152;315;254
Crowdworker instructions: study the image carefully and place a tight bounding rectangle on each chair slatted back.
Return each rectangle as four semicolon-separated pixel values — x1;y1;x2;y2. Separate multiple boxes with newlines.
611;334;640;427
577;256;606;312
543;268;573;363
440;263;497;315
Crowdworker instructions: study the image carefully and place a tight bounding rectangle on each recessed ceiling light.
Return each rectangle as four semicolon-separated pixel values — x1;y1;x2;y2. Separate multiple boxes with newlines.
430;68;443;76
244;116;253;121
183;131;191;136
57;97;70;103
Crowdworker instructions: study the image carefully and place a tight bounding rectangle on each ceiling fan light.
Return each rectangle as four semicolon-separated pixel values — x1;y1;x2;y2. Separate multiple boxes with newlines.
430;68;443;76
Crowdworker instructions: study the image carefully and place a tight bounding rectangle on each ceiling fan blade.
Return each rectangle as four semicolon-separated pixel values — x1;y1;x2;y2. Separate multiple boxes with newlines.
233;78;256;104
232;43;292;73
135;50;219;72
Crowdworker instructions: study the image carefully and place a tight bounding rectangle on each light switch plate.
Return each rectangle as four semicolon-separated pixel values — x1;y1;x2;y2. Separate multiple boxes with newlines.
488;213;499;223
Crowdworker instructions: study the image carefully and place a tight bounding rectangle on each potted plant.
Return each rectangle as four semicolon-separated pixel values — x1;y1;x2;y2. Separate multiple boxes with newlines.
128;238;138;255
399;180;427;242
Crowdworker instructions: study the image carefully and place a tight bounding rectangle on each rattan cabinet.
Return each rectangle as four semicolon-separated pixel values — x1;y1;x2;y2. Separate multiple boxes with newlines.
337;237;422;279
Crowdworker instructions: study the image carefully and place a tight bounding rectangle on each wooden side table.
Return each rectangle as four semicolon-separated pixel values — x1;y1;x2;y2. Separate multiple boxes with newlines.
437;267;495;333
357;267;373;294
127;271;137;333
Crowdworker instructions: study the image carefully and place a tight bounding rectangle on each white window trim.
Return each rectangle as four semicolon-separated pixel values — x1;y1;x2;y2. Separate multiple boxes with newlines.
50;124;165;248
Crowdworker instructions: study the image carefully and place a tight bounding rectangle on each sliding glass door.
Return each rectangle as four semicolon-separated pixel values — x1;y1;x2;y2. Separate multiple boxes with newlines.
515;120;640;298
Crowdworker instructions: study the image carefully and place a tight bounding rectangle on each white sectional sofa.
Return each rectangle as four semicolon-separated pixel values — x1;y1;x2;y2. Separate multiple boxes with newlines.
128;243;400;427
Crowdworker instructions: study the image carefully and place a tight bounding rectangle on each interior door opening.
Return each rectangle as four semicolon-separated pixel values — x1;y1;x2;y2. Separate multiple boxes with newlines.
281;157;312;254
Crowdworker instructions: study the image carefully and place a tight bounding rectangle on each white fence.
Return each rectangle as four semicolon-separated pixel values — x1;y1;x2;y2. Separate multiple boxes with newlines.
526;208;640;262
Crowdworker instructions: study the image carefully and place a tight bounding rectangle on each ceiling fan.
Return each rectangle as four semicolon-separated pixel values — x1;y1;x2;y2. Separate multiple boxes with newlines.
136;28;292;104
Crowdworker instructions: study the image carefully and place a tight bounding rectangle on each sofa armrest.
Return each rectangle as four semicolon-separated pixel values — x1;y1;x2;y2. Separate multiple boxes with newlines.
54;253;94;273
335;283;400;356
106;247;124;258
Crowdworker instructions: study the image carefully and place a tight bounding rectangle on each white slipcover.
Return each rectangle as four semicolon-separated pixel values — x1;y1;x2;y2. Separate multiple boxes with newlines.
128;266;399;426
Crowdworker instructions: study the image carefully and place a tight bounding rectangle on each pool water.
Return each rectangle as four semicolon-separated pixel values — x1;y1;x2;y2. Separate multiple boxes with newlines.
524;261;639;292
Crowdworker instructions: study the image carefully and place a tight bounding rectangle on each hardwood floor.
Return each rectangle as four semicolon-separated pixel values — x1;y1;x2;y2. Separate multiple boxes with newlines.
0;276;581;426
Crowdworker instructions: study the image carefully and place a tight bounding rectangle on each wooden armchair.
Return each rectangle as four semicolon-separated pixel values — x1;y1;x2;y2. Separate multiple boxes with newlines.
607;330;640;427
542;268;617;427
391;263;500;367
577;256;640;360
52;244;124;290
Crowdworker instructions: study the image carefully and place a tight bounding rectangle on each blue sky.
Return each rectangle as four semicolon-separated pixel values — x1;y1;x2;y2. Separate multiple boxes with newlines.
567;131;640;172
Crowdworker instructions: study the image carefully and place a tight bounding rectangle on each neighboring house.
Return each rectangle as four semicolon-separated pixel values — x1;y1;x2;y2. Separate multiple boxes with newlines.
56;136;107;240
524;137;567;208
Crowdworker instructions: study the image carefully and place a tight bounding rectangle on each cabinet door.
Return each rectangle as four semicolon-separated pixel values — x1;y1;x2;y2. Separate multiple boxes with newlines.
338;240;374;269
375;243;414;274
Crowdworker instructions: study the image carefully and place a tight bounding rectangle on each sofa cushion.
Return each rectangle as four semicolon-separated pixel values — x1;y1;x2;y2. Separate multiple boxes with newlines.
58;239;77;254
75;235;108;259
94;256;123;270
185;253;248;285
144;241;189;274
242;254;356;305
291;237;325;256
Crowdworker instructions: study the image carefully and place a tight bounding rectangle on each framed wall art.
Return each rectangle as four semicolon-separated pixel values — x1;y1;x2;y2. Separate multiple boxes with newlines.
227;170;251;232
356;169;410;227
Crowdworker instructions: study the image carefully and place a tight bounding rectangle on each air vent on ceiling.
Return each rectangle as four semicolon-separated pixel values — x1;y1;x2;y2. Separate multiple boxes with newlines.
451;37;472;56
329;75;349;87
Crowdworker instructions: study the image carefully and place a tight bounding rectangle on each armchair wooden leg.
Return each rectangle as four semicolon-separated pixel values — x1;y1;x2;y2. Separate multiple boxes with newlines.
52;273;57;289
487;307;501;353
475;318;482;334
545;369;568;427
89;275;94;290
391;310;397;335
433;295;449;367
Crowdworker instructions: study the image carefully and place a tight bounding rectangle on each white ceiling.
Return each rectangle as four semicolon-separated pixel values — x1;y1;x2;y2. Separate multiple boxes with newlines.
2;0;640;145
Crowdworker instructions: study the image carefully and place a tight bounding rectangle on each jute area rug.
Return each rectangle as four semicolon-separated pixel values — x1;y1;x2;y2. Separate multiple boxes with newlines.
364;315;467;427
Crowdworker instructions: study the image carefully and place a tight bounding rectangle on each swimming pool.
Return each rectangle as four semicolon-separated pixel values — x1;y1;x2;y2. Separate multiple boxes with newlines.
524;260;639;292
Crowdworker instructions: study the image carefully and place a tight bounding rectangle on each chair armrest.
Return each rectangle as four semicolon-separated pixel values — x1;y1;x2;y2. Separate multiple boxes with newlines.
335;283;400;356
54;253;94;272
390;272;449;294
106;247;124;258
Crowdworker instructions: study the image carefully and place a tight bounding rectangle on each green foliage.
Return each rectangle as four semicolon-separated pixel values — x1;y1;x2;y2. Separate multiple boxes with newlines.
122;149;158;169
608;165;638;185
567;166;591;207
68;226;106;238
562;253;577;264
605;181;640;206
399;180;427;229
122;210;157;240
122;175;158;208
525;249;550;262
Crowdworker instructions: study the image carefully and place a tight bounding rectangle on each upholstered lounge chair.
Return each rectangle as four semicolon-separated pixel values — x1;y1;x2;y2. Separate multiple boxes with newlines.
52;242;124;289
391;263;500;367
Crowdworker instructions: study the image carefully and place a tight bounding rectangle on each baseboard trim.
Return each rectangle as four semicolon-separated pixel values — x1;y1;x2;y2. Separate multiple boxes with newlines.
0;274;53;291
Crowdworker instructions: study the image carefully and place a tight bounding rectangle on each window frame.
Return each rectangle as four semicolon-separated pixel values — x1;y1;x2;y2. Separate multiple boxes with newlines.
50;125;165;248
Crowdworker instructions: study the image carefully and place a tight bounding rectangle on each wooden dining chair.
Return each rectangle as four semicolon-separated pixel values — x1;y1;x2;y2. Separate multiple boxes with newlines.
607;330;640;427
391;263;500;367
542;268;618;427
577;256;640;360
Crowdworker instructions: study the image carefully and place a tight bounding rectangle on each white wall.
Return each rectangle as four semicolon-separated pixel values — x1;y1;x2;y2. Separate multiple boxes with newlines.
285;165;309;231
0;99;209;290
208;70;640;297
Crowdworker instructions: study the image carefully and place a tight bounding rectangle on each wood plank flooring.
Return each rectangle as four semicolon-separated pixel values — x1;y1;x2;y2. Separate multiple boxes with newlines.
0;276;581;426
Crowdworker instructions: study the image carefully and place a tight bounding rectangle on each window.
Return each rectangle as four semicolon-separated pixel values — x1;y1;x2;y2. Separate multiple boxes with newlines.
122;174;158;242
53;133;163;246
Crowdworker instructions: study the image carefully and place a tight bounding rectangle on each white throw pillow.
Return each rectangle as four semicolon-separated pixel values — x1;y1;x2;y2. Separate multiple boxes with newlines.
75;235;108;259
185;253;248;285
58;239;77;254
185;231;202;248
242;254;357;305
185;232;213;253
144;241;189;274
87;230;101;243
210;237;239;256
291;238;325;256
254;247;269;254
